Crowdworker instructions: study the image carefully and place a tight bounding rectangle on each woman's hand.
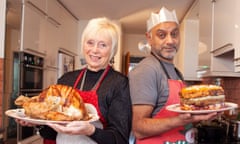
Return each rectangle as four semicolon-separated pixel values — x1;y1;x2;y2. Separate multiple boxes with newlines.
47;121;95;136
15;119;36;127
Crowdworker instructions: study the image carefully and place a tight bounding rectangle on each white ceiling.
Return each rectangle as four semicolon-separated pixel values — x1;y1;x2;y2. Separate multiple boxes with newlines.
58;0;196;34
6;0;196;33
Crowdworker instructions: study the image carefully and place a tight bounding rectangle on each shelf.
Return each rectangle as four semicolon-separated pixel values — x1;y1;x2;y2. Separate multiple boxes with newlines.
211;43;234;57
201;70;240;77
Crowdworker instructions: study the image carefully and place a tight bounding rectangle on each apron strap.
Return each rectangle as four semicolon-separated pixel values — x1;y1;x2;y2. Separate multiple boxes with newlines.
73;67;87;89
93;65;111;91
73;65;111;91
151;52;184;81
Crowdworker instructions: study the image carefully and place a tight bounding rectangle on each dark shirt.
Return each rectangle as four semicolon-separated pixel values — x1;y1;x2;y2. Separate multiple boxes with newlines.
39;67;132;144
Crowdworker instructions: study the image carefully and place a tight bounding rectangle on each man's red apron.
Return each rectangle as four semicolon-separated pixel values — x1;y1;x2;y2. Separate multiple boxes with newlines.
136;55;194;144
136;79;192;144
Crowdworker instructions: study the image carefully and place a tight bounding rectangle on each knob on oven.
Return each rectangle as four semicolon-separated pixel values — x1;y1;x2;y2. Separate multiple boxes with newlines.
36;57;43;66
29;56;34;64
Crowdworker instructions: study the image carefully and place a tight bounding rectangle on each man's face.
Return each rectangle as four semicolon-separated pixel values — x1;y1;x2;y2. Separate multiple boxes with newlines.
147;22;180;61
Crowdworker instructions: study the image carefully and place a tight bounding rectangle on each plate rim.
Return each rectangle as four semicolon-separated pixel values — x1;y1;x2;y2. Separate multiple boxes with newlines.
166;102;238;114
5;104;100;125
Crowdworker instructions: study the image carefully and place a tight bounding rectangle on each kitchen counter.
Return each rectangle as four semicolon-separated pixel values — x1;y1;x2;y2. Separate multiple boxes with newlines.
225;139;240;144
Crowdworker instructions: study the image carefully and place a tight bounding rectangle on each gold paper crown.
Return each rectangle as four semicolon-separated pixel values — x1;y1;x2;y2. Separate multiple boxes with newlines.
147;7;179;31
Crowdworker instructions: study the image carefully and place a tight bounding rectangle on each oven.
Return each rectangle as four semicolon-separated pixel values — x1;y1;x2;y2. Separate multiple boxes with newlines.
12;52;44;142
19;52;44;95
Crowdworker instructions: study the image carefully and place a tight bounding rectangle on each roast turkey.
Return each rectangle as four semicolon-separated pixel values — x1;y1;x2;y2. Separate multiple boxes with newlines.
15;84;89;121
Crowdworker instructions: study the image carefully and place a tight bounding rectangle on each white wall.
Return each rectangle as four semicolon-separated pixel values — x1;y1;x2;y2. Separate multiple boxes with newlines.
122;33;148;57
0;0;6;58
75;20;88;70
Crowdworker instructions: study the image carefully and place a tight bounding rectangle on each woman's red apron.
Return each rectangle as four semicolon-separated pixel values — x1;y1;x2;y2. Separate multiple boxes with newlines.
73;66;111;127
136;55;194;144
44;66;109;144
44;139;56;144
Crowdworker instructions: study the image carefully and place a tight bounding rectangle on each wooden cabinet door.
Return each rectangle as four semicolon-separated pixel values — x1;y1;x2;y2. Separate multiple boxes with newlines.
45;19;59;68
26;0;47;13
22;4;46;54
213;0;236;50
43;68;58;88
47;0;61;24
58;8;78;54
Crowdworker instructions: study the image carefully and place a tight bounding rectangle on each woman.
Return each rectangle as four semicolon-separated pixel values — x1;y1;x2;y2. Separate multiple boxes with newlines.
16;17;132;144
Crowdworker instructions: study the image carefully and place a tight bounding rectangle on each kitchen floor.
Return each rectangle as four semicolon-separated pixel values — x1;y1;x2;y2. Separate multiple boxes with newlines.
4;138;17;144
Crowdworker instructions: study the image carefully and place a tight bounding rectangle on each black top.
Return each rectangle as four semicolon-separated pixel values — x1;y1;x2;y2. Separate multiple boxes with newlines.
39;67;132;144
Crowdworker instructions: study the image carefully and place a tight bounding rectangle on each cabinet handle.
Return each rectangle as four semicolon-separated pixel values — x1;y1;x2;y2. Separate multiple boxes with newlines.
234;57;240;61
26;1;47;16
45;65;59;70
210;43;234;57
47;17;61;27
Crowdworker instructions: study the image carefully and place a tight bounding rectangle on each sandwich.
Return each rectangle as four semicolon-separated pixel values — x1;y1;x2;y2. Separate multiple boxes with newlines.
179;84;225;110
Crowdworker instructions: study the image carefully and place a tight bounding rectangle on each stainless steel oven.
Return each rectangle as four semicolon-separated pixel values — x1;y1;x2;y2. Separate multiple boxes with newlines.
11;52;44;142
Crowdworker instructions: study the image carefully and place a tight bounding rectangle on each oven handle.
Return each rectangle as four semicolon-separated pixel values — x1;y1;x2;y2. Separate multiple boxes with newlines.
24;64;43;70
20;89;43;92
24;93;41;97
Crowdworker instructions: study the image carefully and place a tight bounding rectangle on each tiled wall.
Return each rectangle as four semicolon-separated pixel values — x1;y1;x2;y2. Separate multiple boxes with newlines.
222;77;240;105
0;58;3;128
202;77;240;106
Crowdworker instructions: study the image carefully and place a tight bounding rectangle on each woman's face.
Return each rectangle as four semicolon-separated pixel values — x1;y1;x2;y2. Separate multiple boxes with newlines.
83;34;112;71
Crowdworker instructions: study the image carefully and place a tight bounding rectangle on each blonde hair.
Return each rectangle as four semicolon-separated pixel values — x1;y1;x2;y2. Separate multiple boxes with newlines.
81;17;120;60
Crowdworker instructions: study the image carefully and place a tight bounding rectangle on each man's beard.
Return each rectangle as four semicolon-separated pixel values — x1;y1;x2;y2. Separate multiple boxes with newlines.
157;48;177;60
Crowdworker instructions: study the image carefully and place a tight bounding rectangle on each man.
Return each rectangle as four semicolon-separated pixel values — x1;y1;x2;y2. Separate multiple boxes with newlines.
129;7;217;144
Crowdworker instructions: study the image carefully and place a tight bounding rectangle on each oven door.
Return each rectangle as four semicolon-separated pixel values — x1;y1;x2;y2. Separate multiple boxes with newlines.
20;63;43;91
17;91;42;142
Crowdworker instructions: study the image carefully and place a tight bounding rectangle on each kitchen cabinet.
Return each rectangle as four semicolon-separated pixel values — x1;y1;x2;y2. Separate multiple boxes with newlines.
233;0;240;72
176;18;199;81
21;0;78;62
43;23;59;89
208;0;240;75
43;1;62;88
47;0;61;27
175;1;200;81
190;0;240;77
25;0;47;14
21;0;79;82
59;8;78;55
213;0;236;52
175;0;240;79
44;18;60;68
21;2;47;55
43;67;58;88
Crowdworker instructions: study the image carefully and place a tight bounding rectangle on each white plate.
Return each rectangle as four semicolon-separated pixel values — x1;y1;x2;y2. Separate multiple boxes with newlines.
166;102;238;114
5;103;99;125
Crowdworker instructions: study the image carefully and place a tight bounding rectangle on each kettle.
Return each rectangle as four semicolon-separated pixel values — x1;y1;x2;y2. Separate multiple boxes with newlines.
228;120;240;141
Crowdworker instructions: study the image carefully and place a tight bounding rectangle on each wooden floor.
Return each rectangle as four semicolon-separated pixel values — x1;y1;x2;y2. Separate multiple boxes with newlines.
4;138;17;144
